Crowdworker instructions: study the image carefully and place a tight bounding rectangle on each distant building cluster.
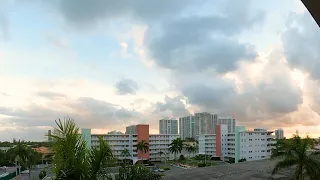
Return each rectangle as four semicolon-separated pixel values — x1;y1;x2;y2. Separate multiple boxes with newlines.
79;112;281;164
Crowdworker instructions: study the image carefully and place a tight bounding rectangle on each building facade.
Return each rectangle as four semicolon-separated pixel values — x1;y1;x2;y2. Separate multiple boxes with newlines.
125;125;136;134
82;124;180;163
149;134;180;161
217;116;236;134
159;119;178;134
195;112;216;135
197;125;228;159
275;128;284;139
226;127;276;163
180;112;236;140
179;115;195;140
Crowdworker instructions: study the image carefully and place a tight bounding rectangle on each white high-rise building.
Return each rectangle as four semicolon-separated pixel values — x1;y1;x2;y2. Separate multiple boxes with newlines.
179;115;195;140
275;128;284;139
125;125;136;134
159;119;178;134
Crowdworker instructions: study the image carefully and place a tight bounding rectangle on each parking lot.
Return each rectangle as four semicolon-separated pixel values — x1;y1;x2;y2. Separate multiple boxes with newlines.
163;160;290;180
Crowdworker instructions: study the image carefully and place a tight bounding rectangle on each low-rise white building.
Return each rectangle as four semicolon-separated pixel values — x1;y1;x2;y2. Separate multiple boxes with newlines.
197;125;275;163
82;125;181;163
197;124;228;159
149;134;180;161
226;127;275;163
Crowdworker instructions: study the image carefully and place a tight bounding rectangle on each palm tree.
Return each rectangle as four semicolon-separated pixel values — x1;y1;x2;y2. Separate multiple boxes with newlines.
271;139;286;158
6;140;29;175
136;140;149;163
24;148;42;179
169;138;183;161
185;145;196;157
272;134;320;180
48;118;115;179
121;148;131;166
158;151;164;162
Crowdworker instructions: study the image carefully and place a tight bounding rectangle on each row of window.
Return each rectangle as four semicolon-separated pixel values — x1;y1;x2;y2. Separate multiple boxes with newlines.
247;156;266;159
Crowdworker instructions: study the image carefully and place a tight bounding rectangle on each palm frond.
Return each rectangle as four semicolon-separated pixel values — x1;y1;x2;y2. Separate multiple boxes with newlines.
272;158;297;174
88;136;115;179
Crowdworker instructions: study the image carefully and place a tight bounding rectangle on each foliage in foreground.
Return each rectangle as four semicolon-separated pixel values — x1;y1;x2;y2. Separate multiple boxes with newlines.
272;134;320;180
39;169;47;180
49;118;115;180
49;117;162;180
117;164;162;180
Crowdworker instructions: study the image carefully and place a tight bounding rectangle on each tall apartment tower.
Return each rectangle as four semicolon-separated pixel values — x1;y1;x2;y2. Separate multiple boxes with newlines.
216;116;236;133
195;112;217;135
195;112;236;135
159;119;178;134
275;128;284;139
125;125;136;134
179;115;195;140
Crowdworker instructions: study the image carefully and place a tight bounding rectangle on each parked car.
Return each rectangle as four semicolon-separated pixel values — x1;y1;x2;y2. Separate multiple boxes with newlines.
21;170;30;174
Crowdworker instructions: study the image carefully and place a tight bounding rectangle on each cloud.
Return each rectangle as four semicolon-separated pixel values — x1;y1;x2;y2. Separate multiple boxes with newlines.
0;0;10;41
153;95;190;118
37;91;66;99
145;0;263;73
48;0;193;27
175;51;303;127
282;12;320;80
0;96;140;129
114;78;139;95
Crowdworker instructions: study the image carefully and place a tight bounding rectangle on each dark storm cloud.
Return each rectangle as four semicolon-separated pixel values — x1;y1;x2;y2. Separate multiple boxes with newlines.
114;79;138;95
282;12;320;80
154;95;190;118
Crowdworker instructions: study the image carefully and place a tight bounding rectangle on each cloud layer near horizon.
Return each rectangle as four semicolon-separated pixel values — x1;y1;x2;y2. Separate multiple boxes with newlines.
1;0;320;141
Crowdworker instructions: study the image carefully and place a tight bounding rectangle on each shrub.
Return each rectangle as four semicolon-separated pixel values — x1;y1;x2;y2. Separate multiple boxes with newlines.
39;170;47;180
179;154;185;161
198;163;206;167
194;154;205;160
210;156;221;161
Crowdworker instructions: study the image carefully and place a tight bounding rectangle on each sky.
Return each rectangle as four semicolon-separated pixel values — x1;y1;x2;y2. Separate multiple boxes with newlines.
0;0;320;141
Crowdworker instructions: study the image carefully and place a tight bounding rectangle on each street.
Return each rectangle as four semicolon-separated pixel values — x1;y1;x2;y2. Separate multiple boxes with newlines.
13;165;52;180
